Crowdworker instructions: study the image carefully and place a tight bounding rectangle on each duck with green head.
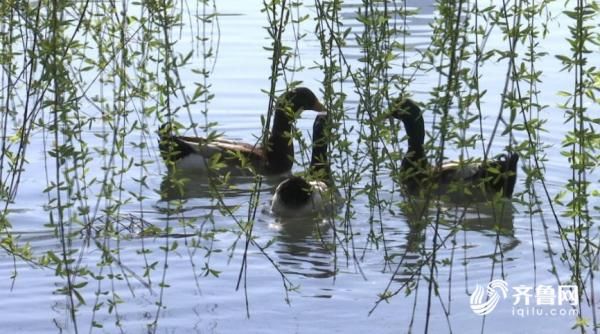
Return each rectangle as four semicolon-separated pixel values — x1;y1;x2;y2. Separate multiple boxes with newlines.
391;97;519;202
159;87;325;176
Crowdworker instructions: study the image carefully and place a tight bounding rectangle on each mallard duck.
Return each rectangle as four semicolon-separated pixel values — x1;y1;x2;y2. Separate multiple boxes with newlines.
270;113;337;217
159;87;325;175
391;97;519;201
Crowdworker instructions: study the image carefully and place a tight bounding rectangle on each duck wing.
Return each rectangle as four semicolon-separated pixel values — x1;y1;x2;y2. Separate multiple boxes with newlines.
174;135;265;161
435;154;519;199
436;162;480;183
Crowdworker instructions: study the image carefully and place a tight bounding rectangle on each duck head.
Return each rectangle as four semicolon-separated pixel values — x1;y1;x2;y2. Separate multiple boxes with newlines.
273;175;313;209
390;97;425;150
267;88;326;174
277;87;326;117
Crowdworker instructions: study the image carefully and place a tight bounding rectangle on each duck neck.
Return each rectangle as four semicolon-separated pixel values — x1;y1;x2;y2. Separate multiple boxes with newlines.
266;107;295;173
310;115;331;182
310;143;330;182
401;114;427;171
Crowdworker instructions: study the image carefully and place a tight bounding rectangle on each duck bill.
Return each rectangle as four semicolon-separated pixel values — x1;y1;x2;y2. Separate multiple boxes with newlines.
314;100;326;113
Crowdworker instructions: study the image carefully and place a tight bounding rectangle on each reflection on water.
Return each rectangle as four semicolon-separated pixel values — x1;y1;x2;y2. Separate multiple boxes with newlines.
159;171;284;201
270;216;336;280
398;195;515;232
157;171;287;222
386;199;518;286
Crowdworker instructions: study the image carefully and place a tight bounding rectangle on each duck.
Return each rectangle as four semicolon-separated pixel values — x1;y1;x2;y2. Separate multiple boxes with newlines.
390;97;519;202
270;113;338;217
159;87;325;176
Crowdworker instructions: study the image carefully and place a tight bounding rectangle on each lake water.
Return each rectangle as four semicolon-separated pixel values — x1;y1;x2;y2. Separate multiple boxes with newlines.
0;1;598;333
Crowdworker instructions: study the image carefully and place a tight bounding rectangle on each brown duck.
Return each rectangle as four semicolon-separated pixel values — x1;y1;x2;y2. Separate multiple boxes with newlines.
391;97;519;201
159;87;325;176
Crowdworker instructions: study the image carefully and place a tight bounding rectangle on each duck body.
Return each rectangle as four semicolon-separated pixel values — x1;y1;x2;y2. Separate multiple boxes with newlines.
159;133;283;175
416;153;519;201
270;114;339;217
392;98;519;202
159;87;325;176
